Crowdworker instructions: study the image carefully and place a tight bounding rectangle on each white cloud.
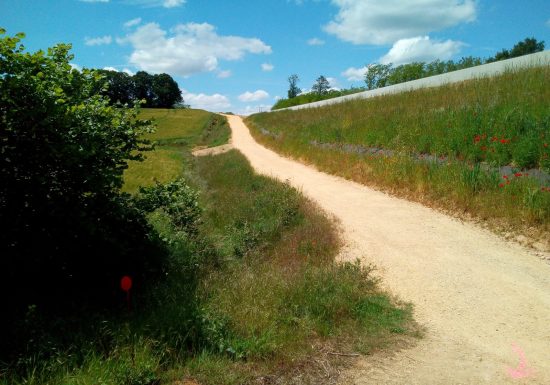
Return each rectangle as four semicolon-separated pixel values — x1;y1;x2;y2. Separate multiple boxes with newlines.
307;38;325;46
238;104;272;116
380;36;464;65
121;22;271;77
217;70;232;78
324;0;476;45
70;63;82;71
85;35;112;46
238;90;270;102
342;66;368;81
124;0;184;7
103;66;135;75
163;0;185;8
103;66;118;71
124;18;142;28
181;90;231;111
326;77;341;90
261;63;274;71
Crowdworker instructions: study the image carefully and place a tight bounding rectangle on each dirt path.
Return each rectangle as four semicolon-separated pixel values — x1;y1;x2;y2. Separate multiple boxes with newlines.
224;115;550;385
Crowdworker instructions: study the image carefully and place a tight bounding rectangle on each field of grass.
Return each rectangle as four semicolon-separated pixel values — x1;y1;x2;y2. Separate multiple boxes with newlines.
247;66;550;247
122;108;230;193
3;108;416;384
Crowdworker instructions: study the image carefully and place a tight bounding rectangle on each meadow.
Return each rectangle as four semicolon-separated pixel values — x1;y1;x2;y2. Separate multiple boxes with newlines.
2;109;417;385
246;66;550;248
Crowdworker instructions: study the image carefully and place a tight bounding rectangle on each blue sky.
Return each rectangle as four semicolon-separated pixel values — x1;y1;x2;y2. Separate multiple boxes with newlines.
1;0;549;114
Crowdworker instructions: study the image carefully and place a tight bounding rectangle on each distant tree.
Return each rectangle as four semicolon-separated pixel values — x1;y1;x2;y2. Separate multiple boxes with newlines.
365;63;392;90
487;37;545;63
287;74;301;99
100;69;134;105
312;75;330;95
509;37;545;58
133;70;154;106
388;62;425;85
152;73;183;108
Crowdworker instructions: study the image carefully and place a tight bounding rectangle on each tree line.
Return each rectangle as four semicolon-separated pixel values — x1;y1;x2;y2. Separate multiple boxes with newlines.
274;37;545;110
98;69;184;108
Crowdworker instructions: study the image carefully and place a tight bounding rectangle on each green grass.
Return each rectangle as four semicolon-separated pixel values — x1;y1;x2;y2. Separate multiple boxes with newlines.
122;108;231;193
246;66;550;245
2;108;416;385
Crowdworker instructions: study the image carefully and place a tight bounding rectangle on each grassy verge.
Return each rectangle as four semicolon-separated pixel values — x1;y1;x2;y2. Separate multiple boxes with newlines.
246;66;550;249
2;109;416;384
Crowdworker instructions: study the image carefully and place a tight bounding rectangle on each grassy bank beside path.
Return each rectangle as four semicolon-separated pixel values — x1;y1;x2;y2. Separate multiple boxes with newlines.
246;66;550;249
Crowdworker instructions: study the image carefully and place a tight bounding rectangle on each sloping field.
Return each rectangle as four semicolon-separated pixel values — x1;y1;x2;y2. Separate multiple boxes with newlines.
246;66;550;248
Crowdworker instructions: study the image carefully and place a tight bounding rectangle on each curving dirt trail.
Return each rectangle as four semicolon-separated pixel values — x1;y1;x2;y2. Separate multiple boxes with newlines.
223;115;550;385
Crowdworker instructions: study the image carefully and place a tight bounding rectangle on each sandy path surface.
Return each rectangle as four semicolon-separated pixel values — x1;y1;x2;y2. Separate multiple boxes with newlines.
224;115;550;385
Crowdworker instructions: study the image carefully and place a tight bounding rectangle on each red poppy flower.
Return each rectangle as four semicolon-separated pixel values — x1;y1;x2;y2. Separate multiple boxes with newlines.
503;175;508;179
499;183;505;188
514;172;522;177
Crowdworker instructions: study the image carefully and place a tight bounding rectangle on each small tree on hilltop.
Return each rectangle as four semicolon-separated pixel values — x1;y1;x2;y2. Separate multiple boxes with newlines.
312;75;330;95
287;74;301;99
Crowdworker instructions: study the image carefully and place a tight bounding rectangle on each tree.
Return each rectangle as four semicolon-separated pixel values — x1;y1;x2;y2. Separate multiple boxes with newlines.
388;62;425;85
312;75;330;95
287;74;301;99
365;63;392;90
509;37;545;58
152;73;183;108
487;37;545;63
100;69;134;105
0;29;166;338
133;70;154;106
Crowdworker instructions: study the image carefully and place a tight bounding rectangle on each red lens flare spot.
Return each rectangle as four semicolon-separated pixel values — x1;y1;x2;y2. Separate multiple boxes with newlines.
121;276;132;292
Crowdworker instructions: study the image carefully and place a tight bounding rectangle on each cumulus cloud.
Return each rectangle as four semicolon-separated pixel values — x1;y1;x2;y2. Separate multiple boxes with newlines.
163;0;185;8
124;0;185;7
238;90;270;102
238;104;272;116
85;35;112;46
326;77;341;90
103;66;136;75
342;66;368;81
217;70;232;78
70;63;82;71
324;0;476;45
181;90;231;111
307;38;325;46
261;63;274;71
121;22;271;77
380;36;464;65
124;18;142;28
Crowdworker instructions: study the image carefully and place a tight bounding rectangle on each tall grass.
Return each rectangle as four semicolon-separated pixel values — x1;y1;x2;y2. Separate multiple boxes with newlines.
246;67;550;247
2;109;417;385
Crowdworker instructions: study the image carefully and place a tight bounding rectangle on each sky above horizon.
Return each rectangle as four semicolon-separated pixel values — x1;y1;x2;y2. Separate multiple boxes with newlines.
1;0;549;114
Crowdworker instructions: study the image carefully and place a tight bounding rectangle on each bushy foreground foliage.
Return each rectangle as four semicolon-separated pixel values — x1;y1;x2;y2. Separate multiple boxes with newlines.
0;30;167;358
